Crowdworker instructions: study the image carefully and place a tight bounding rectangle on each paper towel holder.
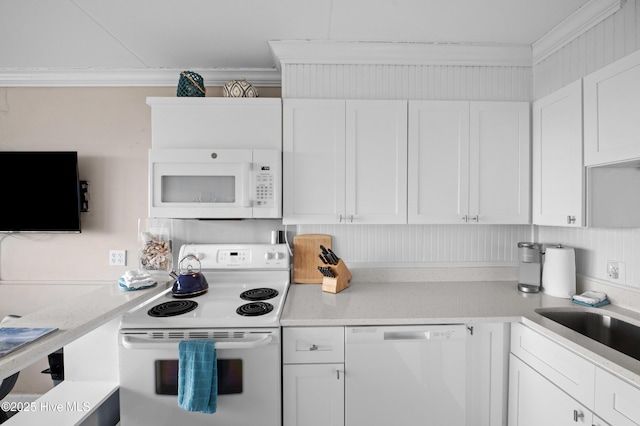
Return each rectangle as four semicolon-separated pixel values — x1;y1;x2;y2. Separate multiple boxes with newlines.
542;243;576;298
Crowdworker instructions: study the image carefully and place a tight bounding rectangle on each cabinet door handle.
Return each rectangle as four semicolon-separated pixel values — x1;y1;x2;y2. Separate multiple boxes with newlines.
336;369;344;380
573;409;584;422
349;214;354;223
471;215;479;222
567;215;576;224
339;215;344;223
462;215;468;222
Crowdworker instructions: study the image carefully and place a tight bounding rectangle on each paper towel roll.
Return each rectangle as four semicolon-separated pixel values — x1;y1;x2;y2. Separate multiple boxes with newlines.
543;245;576;298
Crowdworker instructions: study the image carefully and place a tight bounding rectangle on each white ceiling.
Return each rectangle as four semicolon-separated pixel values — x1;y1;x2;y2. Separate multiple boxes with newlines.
0;0;593;85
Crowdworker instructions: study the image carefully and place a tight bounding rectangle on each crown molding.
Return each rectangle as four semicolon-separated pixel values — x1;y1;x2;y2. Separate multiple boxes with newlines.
532;0;622;65
0;68;282;87
269;40;532;68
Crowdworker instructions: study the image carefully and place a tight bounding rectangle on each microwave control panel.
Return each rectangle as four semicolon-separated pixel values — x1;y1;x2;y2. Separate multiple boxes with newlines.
252;150;280;211
254;166;275;207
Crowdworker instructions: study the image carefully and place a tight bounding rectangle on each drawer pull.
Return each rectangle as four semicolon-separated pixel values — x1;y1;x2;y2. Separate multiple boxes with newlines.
309;344;319;351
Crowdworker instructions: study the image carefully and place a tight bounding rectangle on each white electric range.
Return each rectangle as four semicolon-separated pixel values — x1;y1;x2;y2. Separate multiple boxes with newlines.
118;243;290;426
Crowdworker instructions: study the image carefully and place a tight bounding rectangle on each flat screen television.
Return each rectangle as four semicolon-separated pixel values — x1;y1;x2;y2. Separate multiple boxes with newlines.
0;151;82;233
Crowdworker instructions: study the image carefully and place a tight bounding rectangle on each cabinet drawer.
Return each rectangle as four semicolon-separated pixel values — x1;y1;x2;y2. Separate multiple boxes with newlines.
283;327;344;364
595;367;640;426
511;323;595;409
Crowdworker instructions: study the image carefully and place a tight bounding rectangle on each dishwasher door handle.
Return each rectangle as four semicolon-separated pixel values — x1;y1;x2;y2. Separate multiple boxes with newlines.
383;331;432;341
348;325;468;343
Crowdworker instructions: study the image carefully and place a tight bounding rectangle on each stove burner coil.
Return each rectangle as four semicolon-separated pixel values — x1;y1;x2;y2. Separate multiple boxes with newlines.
240;288;279;301
236;302;274;316
148;300;198;317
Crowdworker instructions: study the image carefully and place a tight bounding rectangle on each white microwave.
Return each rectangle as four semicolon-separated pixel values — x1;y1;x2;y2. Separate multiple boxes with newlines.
149;148;281;219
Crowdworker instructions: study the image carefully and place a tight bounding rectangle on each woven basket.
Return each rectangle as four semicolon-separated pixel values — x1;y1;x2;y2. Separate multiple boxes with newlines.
177;71;205;97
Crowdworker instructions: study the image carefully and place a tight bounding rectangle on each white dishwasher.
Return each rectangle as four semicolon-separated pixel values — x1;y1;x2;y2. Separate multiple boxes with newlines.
346;324;468;425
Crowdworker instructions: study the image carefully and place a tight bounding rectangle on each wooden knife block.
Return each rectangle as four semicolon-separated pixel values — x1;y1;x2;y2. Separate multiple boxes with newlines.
321;260;352;294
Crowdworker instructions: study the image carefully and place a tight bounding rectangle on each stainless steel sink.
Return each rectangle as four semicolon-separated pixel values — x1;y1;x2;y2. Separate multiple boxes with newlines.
535;309;640;362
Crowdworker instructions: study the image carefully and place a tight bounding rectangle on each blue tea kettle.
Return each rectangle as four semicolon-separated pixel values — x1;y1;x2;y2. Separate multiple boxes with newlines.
171;254;209;298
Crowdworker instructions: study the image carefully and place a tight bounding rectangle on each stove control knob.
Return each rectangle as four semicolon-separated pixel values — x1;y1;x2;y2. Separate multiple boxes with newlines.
265;252;275;260
275;251;285;260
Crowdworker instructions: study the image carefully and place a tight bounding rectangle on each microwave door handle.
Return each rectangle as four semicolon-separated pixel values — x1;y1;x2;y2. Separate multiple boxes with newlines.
241;161;251;207
121;334;273;350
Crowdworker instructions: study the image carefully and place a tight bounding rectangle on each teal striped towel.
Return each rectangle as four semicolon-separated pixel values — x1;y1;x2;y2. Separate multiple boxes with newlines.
178;340;217;414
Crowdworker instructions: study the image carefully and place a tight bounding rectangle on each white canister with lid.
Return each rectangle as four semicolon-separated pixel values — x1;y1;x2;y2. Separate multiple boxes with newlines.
542;244;576;298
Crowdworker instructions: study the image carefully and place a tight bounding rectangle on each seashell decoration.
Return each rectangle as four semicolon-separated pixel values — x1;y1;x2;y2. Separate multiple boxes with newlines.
140;232;171;271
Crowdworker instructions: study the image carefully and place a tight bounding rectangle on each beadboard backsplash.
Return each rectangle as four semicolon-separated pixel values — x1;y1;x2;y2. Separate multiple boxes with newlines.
282;64;531;101
537;226;640;291
297;224;532;267
534;0;640;98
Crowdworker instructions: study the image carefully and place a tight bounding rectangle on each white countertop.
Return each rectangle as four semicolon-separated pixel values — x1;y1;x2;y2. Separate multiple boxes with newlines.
281;279;640;387
0;280;170;380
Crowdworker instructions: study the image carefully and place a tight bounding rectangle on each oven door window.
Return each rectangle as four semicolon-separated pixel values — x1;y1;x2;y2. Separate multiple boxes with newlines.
155;359;243;395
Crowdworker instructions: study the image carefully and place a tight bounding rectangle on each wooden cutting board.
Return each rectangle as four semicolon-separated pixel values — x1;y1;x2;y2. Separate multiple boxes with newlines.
293;234;332;283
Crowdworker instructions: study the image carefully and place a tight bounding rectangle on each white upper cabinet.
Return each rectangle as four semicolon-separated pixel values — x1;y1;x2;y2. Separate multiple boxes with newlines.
283;99;346;224
283;99;407;224
470;102;530;224
345;100;408;224
409;101;530;224
584;49;640;166
408;101;470;224
146;97;282;149
532;80;584;227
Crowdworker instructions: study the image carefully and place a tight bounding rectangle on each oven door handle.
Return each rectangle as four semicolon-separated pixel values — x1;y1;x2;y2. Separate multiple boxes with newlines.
121;334;273;350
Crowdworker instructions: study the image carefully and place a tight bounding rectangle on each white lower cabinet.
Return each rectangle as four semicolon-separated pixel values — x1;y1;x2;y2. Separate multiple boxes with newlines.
283;327;345;426
595;367;640;426
283;323;507;426
595;416;613;426
510;323;595;406
509;323;640;426
283;363;345;426
509;354;593;425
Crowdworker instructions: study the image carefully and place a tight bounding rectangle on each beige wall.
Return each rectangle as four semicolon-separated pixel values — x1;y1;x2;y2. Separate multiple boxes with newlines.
0;86;168;282
0;85;280;394
0;86;280;283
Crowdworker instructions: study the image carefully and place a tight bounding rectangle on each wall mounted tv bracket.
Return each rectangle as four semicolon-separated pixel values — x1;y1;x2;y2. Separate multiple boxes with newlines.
80;181;89;212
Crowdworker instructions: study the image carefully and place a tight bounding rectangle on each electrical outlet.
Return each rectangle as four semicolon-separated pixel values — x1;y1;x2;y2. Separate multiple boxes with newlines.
109;250;126;266
606;260;626;285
